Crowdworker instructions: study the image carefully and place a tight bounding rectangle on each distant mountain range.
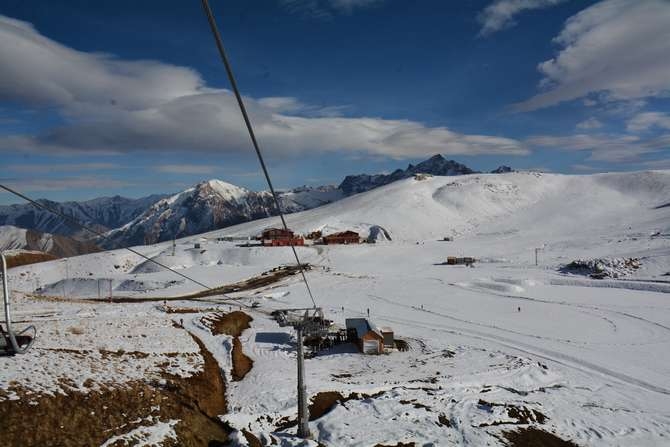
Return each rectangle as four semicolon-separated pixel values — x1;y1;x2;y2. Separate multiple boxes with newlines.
0;155;513;251
0;194;167;239
102;180;341;248
0;225;100;258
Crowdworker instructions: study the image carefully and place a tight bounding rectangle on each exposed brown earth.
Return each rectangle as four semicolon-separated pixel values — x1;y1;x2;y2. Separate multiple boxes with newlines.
25;230;100;258
4;251;57;268
477;399;547;426
205;311;253;337
502;427;581;447
373;443;416;447
241;429;263;447
202;311;254;382
0;332;230;447
231;337;253;381
67;264;309;303
275;389;388;430
181;264;311;300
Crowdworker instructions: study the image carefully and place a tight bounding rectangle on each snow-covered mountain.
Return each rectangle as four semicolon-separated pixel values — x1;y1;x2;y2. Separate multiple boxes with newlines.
101;180;341;248
338;155;476;196
5;170;670;446
0;194;167;238
0;225;99;258
0;155;506;249
220;169;670;251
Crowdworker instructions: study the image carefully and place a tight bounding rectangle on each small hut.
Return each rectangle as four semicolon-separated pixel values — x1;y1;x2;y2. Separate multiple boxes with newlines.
322;231;360;245
258;228;304;247
345;318;387;354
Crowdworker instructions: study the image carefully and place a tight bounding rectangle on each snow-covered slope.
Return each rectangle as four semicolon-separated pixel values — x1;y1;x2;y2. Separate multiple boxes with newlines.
3;169;670;446
219;170;670;244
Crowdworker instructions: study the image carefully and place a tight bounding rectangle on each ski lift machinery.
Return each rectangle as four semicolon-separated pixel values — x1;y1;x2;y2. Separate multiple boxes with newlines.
274;307;330;438
1;252;36;355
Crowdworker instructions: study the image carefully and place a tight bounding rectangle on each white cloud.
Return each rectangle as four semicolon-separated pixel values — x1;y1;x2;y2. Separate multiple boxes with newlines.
527;133;670;162
0;15;529;160
514;0;670;111
627;112;670;133
478;0;569;36
576;117;603;130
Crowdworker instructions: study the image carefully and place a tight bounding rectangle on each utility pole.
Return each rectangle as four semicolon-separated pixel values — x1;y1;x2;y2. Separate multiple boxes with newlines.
296;325;310;438
63;258;69;298
534;245;545;266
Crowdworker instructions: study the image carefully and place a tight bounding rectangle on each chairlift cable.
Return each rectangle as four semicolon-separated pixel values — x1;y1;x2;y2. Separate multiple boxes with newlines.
200;0;318;308
0;183;213;291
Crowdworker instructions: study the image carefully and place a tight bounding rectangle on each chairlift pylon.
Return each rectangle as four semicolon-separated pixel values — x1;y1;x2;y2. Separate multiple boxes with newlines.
1;252;37;355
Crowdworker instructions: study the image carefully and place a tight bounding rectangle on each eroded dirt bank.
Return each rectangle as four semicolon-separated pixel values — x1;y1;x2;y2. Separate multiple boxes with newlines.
0;332;229;447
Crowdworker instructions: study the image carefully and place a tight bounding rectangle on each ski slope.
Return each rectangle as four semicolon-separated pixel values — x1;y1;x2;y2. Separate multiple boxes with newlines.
2;170;670;446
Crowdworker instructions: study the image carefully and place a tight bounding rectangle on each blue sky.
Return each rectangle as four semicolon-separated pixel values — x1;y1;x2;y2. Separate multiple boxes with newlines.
1;0;669;204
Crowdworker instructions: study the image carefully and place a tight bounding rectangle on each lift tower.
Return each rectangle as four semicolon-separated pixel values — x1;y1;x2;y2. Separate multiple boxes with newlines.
274;307;330;438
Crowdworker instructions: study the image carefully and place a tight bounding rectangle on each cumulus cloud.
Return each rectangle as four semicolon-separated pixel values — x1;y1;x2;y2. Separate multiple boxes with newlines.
576;117;603;130
527;133;670;162
514;0;670;111
0;15;528;160
627;112;670;133
478;0;569;36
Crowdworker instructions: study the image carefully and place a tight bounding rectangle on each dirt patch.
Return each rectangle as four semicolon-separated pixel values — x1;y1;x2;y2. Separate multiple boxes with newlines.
373;443;416;447
310;391;346;420
231;337;253;381
164;306;208;314
477;399;547;427
274;390;386;431
394;339;410;351
310;390;386;420
437;413;451;427
241;429;263;447
502;427;580;447
204;311;253;337
92;264;310;303
202;311;254;382
4;251;57;268
182;264;311;300
0;333;229;447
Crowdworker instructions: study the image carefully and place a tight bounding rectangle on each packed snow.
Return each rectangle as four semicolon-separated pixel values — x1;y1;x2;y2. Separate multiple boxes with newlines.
1;170;670;446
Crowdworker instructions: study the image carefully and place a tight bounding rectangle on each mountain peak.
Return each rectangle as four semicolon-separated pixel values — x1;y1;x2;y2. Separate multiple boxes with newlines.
199;179;250;200
339;155;476;196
